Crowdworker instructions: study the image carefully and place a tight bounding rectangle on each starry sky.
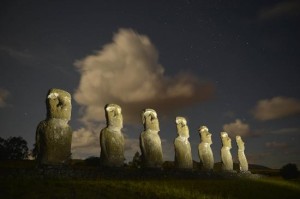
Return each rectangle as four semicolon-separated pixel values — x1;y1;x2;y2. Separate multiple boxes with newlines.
1;0;300;169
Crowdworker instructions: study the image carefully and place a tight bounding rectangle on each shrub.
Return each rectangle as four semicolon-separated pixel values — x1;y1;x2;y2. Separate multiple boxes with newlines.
280;163;299;180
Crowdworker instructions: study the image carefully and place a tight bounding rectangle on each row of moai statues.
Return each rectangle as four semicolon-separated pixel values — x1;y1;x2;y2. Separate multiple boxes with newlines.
35;88;249;173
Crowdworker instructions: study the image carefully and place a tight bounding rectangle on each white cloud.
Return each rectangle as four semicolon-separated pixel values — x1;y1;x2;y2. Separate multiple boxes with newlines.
71;127;100;159
252;96;300;121
0;88;10;108
74;28;214;125
223;119;250;137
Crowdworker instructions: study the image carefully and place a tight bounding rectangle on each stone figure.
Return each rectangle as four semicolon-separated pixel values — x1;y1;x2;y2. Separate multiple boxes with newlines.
198;126;214;170
236;136;249;172
140;109;163;168
174;117;193;169
36;88;72;166
100;104;125;167
220;132;233;171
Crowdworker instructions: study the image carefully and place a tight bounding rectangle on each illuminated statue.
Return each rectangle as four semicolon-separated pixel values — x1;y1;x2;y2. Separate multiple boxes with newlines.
174;117;193;169
36;88;72;166
100;104;125;167
220;132;233;171
236;135;249;172
198;126;214;170
140;109;163;168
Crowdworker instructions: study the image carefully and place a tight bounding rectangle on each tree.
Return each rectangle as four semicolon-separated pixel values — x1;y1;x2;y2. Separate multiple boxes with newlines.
0;136;29;160
128;151;142;168
280;163;299;180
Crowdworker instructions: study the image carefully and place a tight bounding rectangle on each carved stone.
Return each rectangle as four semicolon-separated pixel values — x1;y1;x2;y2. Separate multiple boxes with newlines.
220;132;233;171
198;126;214;170
174;117;193;169
236;135;249;172
36;88;72;166
100;104;125;167
140;109;163;168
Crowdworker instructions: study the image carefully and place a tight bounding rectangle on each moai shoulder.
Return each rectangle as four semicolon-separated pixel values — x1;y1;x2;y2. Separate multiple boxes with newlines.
36;88;72;167
100;104;125;167
174;117;193;169
140;109;163;168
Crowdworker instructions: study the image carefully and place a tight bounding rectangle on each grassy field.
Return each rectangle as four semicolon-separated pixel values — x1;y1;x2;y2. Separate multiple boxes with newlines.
1;160;299;199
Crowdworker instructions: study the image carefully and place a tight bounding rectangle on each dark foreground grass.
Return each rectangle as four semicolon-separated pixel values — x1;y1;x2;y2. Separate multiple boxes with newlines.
1;177;299;199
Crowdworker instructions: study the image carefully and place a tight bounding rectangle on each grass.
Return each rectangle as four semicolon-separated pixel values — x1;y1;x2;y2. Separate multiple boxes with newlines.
1;160;299;199
1;177;300;199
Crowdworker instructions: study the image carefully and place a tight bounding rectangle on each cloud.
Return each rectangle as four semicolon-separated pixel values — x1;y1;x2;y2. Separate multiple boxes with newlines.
71;127;100;159
252;96;300;121
259;0;300;20
0;45;33;60
0;88;10;108
265;141;288;149
74;28;214;125
223;119;251;137
270;127;300;135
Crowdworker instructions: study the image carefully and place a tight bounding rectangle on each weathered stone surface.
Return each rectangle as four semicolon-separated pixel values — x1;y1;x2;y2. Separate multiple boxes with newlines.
174;117;193;169
140;109;163;168
36;88;72;166
220;132;233;171
198;126;214;170
236;135;249;172
100;104;125;167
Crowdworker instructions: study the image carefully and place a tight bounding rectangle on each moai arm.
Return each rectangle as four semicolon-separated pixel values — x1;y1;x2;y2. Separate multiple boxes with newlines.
100;129;107;159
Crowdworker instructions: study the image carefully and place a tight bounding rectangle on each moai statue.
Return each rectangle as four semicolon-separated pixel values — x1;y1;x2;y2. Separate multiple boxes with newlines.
236;136;249;173
174;117;193;169
140;109;163;168
220;132;233;171
100;104;125;167
198;126;214;170
36;88;72;166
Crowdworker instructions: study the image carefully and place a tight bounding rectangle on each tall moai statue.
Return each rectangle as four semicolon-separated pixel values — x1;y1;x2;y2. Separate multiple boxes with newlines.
220;132;233;171
236;136;249;172
36;88;72;166
100;104;125;167
198;126;214;170
174;117;193;169
140;109;163;168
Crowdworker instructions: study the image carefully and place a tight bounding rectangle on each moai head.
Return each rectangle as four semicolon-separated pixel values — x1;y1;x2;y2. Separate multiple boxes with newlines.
221;132;232;148
236;136;245;151
199;126;212;144
46;88;71;121
176;117;189;138
105;104;123;129
142;109;159;132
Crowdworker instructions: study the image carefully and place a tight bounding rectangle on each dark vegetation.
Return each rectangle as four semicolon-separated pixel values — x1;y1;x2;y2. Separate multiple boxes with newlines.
280;163;299;180
0;136;28;160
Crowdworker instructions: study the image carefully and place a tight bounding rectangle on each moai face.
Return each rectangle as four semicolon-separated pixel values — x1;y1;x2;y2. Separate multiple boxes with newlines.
46;88;71;121
199;126;212;144
236;136;245;151
176;117;189;138
142;109;159;132
105;104;123;129
221;132;232;148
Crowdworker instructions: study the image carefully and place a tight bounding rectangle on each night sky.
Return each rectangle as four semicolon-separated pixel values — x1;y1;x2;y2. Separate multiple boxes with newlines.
1;0;300;169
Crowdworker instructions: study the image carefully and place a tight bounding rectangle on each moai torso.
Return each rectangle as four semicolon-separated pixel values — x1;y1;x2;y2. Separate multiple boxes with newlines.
36;88;72;166
198;126;214;170
236;136;249;172
140;109;163;168
174;117;193;169
220;132;233;171
100;104;125;167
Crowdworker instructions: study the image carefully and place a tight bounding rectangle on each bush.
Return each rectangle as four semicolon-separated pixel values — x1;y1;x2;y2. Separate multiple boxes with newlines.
0;136;29;160
280;163;299;180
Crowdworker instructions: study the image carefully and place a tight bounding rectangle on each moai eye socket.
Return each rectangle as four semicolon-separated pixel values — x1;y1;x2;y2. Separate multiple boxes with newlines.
56;98;64;108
